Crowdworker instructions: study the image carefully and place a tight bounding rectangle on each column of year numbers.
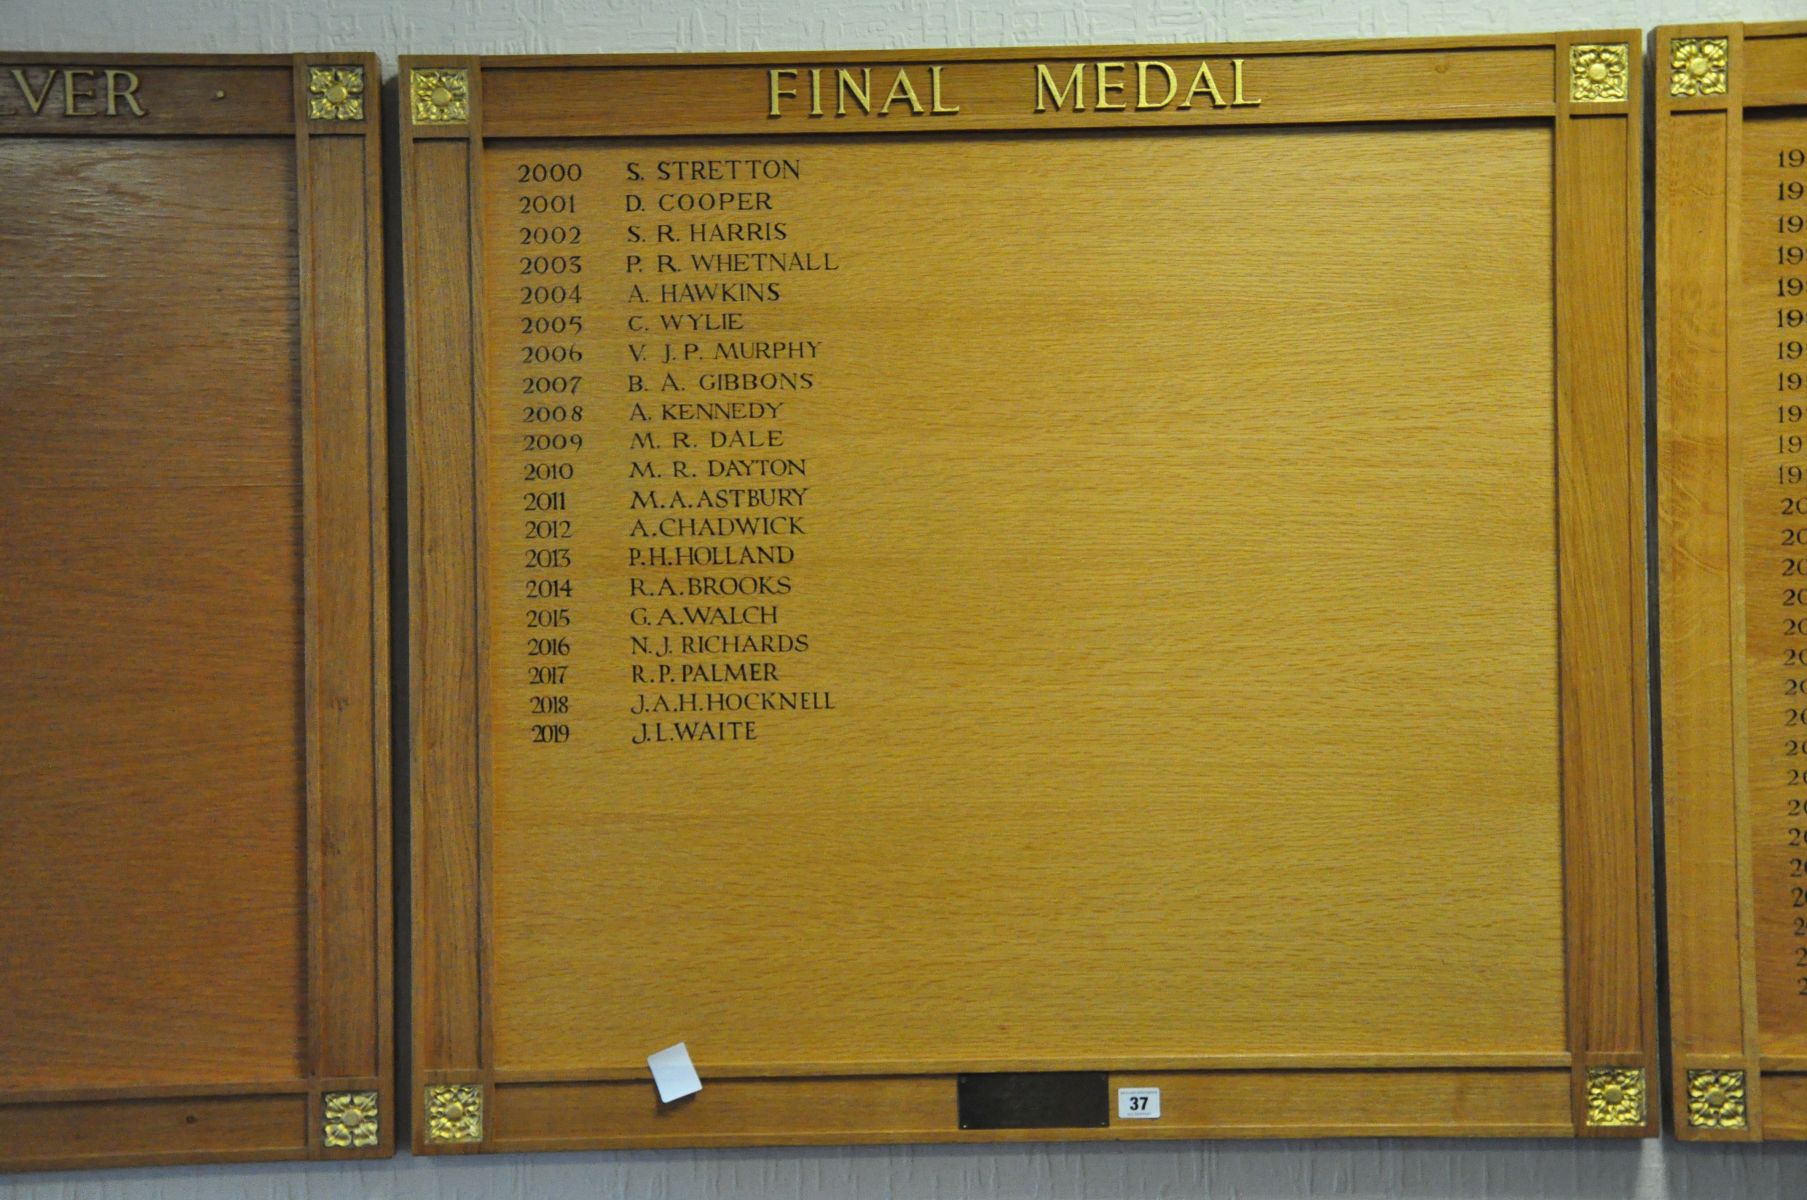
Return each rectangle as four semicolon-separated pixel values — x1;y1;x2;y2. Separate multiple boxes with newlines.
516;160;587;747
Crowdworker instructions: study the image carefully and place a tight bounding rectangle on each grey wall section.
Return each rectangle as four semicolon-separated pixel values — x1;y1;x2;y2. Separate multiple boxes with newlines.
3;0;1798;63
5;1141;1807;1200
6;0;1807;1196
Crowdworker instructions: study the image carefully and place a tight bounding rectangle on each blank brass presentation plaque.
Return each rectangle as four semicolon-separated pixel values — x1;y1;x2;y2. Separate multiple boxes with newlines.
1657;20;1807;1142
404;35;1652;1149
0;54;390;1171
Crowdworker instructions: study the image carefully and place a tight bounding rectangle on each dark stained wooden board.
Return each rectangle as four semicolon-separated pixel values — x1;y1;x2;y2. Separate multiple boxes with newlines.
0;53;390;1172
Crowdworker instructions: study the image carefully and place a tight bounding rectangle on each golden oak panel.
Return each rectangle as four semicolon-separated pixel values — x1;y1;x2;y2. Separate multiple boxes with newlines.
407;34;1651;1148
1658;21;1807;1141
1747;109;1807;1061
481;127;1567;1070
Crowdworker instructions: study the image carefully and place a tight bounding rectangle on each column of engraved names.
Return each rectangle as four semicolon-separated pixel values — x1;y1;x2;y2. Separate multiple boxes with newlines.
622;154;836;746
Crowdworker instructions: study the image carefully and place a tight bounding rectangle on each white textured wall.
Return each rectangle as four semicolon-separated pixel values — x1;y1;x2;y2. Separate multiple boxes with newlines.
7;0;1807;1196
0;0;1799;61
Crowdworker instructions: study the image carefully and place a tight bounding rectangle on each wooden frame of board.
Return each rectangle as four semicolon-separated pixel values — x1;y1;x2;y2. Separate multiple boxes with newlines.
0;54;390;1170
404;33;1652;1149
1657;21;1807;1142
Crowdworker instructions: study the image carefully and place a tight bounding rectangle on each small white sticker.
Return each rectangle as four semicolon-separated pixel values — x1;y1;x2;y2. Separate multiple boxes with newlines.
647;1042;703;1103
1118;1087;1161;1119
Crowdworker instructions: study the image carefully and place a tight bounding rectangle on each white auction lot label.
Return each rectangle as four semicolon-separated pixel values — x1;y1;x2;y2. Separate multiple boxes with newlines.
1117;1088;1161;1119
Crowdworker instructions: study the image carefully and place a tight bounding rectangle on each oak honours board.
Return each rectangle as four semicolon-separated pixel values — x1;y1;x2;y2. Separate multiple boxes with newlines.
404;35;1652;1149
1656;20;1807;1142
0;54;391;1170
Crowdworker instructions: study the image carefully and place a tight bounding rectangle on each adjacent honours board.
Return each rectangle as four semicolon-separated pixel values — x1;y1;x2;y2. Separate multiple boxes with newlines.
404;35;1653;1149
0;55;391;1169
1657;21;1807;1142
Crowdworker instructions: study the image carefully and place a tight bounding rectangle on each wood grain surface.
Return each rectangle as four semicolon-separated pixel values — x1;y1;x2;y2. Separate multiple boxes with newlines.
472;42;1561;138
1657;20;1807;1140
0;54;390;1172
0;137;308;1091
408;33;1652;1147
482;125;1568;1071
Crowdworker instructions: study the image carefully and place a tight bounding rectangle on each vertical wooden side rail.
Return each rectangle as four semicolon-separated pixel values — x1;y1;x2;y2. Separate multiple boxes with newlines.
294;52;394;1159
403;54;492;1154
1655;22;1764;1144
1554;30;1658;1136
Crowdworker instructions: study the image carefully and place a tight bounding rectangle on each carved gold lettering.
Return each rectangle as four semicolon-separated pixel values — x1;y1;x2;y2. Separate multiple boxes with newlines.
105;68;145;116
1136;60;1177;109
1033;62;1085;112
62;68;98;116
878;68;923;116
836;68;871;116
10;68;54;114
769;57;1246;120
1232;57;1261;106
769;64;956;119
1180;60;1226;108
767;68;797;118
5;66;146;117
928;64;958;114
1094;61;1127;110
